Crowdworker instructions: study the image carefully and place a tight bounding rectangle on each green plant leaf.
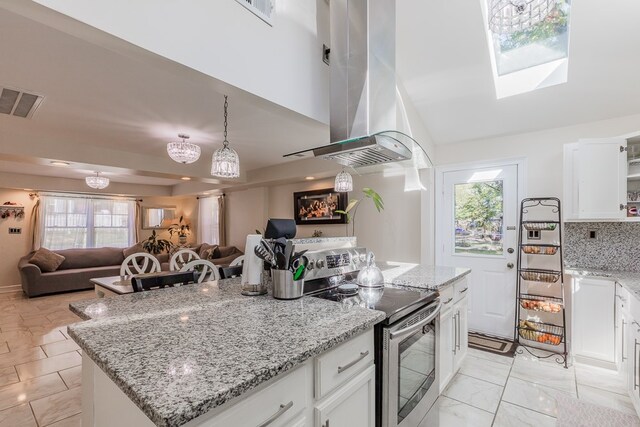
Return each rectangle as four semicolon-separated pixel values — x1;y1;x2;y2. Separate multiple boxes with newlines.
344;199;359;213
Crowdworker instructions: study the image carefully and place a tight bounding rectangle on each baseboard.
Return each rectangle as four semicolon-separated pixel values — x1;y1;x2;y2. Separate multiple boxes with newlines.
0;284;22;294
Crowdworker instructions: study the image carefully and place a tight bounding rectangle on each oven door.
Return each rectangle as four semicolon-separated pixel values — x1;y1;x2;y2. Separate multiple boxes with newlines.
382;300;441;427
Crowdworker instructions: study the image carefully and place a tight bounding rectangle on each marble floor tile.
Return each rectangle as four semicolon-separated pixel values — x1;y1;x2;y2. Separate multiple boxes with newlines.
515;347;573;368
419;396;494;427
0;347;46;369
467;347;514;366
0;402;37;427
47;413;81;427
0;344;7;356
0;373;66;411
41;339;80;358
502;376;573;417
0;367;18;388
58;366;81;389
493;401;556;427
577;383;638;416
575;363;628;396
15;351;81;381
442;374;503;413
30;386;81;427
458;354;512;386
510;356;576;394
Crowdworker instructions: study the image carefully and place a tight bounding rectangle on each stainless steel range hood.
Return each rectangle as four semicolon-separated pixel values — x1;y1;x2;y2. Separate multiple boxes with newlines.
284;0;429;168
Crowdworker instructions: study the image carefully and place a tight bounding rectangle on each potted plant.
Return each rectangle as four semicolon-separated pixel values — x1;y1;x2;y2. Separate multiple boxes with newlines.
168;216;191;244
142;230;173;255
335;187;384;237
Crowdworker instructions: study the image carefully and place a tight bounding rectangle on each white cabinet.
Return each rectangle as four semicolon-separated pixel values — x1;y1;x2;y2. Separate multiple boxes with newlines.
572;277;616;367
616;283;632;375
628;322;640;413
314;365;375;427
437;280;469;392
564;138;628;221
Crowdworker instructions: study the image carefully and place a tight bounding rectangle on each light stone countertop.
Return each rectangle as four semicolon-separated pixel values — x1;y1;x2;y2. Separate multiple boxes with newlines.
67;279;385;427
566;267;640;301
378;262;472;291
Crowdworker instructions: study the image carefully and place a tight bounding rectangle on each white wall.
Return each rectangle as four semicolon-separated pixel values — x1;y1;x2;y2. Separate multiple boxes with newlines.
31;0;330;123
226;187;269;250
436;112;640;198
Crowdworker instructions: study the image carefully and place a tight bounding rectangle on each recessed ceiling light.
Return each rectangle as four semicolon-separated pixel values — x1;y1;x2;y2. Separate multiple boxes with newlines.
181;177;191;181
305;176;315;180
50;161;70;167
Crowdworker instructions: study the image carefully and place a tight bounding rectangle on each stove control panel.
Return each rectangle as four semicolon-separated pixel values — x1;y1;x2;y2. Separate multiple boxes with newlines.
303;247;367;281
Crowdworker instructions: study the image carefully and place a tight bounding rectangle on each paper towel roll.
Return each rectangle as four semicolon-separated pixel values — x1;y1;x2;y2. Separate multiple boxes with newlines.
242;234;264;285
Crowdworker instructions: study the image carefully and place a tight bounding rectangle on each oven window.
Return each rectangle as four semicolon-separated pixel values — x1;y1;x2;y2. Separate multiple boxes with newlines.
397;324;436;423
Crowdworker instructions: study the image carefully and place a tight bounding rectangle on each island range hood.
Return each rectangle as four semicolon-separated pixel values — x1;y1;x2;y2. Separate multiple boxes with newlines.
284;0;428;169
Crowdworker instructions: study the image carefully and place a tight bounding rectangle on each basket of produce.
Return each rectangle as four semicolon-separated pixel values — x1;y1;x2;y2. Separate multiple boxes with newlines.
520;269;561;283
520;296;562;313
521;245;559;255
518;320;563;346
523;222;557;231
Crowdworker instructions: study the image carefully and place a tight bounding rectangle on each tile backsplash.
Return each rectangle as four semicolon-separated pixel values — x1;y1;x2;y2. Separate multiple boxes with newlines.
564;222;640;272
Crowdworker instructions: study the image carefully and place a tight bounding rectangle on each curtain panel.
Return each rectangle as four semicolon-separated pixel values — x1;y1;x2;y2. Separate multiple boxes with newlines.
198;196;222;245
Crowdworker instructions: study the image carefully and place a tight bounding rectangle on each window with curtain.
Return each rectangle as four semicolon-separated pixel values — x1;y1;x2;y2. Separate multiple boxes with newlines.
198;196;220;245
40;195;136;250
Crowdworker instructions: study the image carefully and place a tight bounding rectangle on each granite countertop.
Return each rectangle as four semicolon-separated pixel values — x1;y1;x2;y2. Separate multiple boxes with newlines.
68;279;385;427
378;262;472;291
566;267;640;301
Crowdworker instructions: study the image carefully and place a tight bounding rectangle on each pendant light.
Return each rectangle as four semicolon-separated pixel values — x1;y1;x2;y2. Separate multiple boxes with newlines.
488;0;556;34
85;172;110;190
334;168;353;192
211;95;240;178
167;134;201;164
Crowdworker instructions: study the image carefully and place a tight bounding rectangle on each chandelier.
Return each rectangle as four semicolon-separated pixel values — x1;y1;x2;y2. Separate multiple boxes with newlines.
167;134;201;164
85;172;110;190
211;95;240;178
488;0;556;34
334;169;353;192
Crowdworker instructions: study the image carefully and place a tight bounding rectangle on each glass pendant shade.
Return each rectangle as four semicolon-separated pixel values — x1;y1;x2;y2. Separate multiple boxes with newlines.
334;169;353;192
85;173;109;190
211;145;240;178
489;0;556;34
167;134;201;164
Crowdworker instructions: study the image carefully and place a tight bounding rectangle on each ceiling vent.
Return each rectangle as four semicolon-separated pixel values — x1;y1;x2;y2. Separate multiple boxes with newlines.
0;87;44;119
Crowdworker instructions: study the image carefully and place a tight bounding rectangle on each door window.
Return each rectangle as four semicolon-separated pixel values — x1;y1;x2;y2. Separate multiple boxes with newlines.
454;180;504;256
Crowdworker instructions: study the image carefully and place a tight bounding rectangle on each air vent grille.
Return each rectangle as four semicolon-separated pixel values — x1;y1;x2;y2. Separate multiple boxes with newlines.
328;148;410;168
235;0;274;25
0;88;43;119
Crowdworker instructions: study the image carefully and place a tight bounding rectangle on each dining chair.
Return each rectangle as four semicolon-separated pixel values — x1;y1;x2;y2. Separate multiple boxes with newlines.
180;259;220;283
230;255;245;267
169;249;200;271
120;252;161;277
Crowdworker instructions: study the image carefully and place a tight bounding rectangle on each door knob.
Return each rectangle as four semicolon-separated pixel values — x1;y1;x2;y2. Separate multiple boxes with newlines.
507;263;514;269
507;248;514;254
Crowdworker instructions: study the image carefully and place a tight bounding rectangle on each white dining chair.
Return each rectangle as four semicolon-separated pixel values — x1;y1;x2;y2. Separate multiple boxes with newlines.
169;249;200;271
120;253;161;276
230;255;245;267
180;259;220;283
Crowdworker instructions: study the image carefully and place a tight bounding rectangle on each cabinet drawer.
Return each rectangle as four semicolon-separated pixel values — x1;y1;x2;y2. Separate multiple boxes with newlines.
209;363;309;427
439;285;455;312
314;329;374;399
453;277;469;303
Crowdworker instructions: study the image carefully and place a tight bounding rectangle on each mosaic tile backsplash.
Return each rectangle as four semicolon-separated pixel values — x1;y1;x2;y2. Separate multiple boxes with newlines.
564;222;640;272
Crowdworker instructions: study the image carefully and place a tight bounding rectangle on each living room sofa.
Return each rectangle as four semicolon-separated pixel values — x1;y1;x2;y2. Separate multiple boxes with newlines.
18;244;243;297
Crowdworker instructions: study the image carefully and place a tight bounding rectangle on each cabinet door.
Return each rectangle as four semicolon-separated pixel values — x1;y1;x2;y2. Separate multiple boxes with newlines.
577;138;627;219
454;297;469;371
572;277;616;364
314;365;375;427
437;308;455;393
563;142;580;221
627;324;640;413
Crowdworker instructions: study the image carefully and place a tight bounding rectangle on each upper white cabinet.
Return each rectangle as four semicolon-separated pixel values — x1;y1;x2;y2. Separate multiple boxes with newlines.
564;138;628;221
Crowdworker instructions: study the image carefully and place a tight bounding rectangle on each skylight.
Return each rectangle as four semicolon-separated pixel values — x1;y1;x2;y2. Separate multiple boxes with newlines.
484;0;572;98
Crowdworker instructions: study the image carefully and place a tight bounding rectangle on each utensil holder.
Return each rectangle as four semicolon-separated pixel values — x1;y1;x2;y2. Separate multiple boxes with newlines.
271;269;304;300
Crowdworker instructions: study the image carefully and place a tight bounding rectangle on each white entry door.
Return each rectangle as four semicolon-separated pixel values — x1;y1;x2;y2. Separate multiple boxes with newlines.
437;164;520;339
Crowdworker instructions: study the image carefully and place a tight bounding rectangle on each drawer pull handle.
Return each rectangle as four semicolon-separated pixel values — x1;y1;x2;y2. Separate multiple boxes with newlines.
459;288;469;294
257;401;294;427
338;351;369;374
444;297;453;305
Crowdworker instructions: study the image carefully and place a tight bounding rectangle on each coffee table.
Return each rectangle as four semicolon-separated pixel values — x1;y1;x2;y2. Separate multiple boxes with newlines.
91;276;135;298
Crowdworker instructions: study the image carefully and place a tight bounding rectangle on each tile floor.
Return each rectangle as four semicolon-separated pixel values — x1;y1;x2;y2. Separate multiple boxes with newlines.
2;289;639;427
420;347;640;427
0;289;93;427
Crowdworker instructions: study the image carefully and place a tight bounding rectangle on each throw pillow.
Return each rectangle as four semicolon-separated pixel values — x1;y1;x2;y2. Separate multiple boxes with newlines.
29;248;65;272
123;243;144;258
217;246;236;258
199;243;218;260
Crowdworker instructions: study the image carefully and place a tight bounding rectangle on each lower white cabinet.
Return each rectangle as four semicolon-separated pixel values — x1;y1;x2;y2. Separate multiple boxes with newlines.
314;365;375;427
437;279;469;393
572;277;616;366
627;322;640;413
